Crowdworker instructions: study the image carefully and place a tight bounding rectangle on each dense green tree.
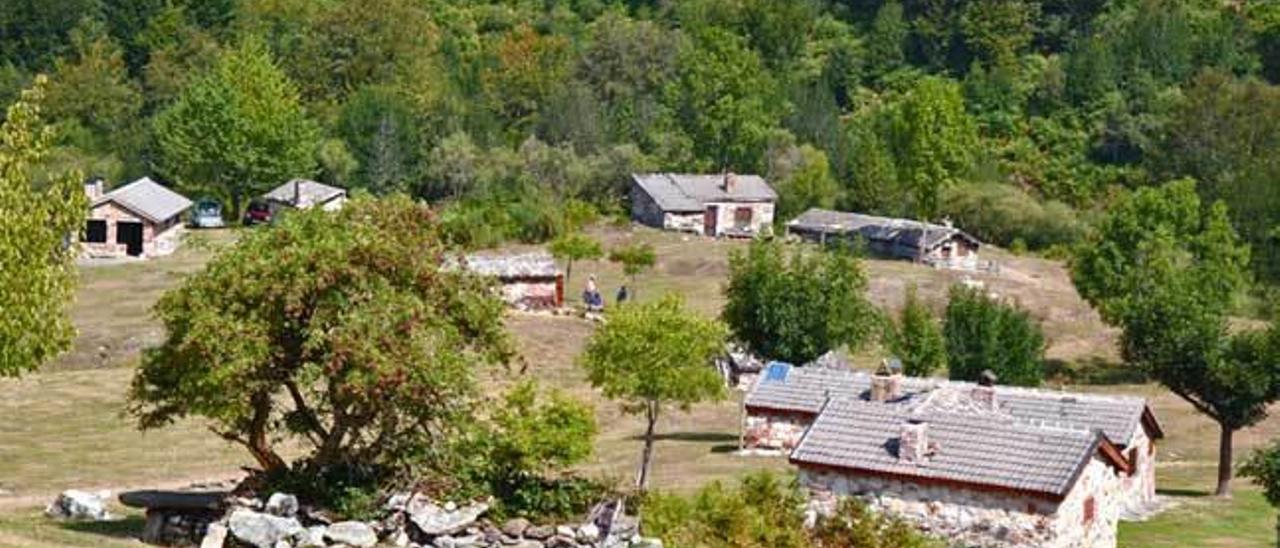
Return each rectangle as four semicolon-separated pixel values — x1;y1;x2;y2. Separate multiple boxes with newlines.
578;295;726;489
129;196;513;475
886;285;946;378
891;76;978;221
959;0;1039;69
771;143;839;222
866;1;908;82
1072;180;1271;497
0;0;102;71
137;4;219;106
0;78;86;377
549;232;603;293
153;38;319;215
44;17;141;138
723;238;880;364
339;86;422;195
943;285;1045;387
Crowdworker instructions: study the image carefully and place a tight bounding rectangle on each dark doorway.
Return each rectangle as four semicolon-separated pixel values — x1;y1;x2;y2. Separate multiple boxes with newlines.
704;205;718;236
116;222;144;256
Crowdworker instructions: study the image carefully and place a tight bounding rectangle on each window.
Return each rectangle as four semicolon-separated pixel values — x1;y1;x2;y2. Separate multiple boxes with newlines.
734;207;752;228
1082;496;1096;525
85;220;107;243
1128;447;1140;475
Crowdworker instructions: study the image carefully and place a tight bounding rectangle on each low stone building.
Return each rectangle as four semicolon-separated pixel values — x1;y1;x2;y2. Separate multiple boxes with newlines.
743;365;1162;547
82;177;192;259
458;252;564;310
787;208;981;270
264;179;348;212
630;173;776;237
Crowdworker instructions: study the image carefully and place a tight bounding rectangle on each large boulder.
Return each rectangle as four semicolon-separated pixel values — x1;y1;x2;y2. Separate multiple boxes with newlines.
227;508;304;548
200;523;228;548
326;521;378;547
45;490;112;521
264;493;299;518
407;501;489;536
501;517;531;538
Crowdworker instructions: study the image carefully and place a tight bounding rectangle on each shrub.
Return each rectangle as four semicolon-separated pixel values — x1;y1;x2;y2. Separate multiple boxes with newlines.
943;285;1046;386
885;285;946;377
941;182;1086;250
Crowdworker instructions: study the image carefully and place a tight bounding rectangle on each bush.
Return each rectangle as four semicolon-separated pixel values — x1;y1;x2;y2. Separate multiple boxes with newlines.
885;285;946;377
941;182;1087;250
943;285;1046;386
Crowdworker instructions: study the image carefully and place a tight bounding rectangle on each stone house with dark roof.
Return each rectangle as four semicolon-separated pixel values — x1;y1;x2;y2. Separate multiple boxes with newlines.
82;177;192;259
743;365;1162;547
787;208;981;270
263;179;348;212
455;251;563;310
630;173;776;237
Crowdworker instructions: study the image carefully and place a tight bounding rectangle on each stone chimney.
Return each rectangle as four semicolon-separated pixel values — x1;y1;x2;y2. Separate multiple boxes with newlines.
971;369;998;412
898;420;928;464
870;360;903;402
723;172;737;193
83;177;104;200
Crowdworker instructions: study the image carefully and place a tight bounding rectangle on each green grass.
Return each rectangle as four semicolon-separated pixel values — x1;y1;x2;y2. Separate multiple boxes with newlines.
1120;467;1276;547
0;508;144;548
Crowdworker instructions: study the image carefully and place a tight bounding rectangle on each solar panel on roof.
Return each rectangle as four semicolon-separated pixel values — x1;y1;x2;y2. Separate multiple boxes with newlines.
764;362;792;382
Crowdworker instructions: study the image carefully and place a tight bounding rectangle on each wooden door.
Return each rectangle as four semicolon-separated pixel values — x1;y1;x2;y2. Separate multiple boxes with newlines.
704;205;718;236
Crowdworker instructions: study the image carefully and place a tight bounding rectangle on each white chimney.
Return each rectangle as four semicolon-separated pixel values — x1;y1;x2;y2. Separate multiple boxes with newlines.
83;178;104;200
899;420;928;464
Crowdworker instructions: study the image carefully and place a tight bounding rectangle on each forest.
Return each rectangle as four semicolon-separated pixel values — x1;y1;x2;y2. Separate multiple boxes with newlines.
4;0;1280;282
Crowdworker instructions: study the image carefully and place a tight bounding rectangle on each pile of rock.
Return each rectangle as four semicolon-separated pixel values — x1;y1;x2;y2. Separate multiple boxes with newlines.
45;490;114;521
184;491;664;548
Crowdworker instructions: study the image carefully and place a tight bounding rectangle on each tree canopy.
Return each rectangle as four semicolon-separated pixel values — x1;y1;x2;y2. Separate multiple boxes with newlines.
942;285;1045;387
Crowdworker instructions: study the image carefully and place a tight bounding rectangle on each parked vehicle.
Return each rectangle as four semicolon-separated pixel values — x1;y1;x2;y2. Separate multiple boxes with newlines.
189;199;225;229
242;200;273;226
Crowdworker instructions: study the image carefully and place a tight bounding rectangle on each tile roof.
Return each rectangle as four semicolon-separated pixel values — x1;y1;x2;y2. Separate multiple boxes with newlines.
264;179;347;209
790;395;1105;497
632;173;777;212
93;177;192;223
787;208;980;252
458;252;560;279
745;365;1159;446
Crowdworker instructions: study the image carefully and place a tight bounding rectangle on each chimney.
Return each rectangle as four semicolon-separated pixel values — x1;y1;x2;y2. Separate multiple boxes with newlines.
84;177;104;200
898;420;928;464
723;172;737;193
870;359;903;402
971;369;998;412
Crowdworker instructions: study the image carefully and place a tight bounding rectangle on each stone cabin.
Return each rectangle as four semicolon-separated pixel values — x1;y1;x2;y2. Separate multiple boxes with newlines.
263;179;348;213
82;177;192;259
630;173;776;237
457;252;564;310
787;208;981;270
743;365;1162;547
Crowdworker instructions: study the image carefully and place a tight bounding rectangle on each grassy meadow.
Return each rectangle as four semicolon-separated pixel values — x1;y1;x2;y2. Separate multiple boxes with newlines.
0;226;1274;546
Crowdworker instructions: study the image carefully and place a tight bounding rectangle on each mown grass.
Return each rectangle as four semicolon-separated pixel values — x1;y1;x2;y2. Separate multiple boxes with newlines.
0;225;1276;545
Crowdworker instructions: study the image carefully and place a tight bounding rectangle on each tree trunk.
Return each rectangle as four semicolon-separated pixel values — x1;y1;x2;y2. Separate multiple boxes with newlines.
636;401;658;490
246;391;286;473
1216;423;1234;497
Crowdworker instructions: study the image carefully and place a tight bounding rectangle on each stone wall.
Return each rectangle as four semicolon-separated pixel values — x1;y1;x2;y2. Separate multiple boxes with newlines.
82;202;184;259
704;201;774;237
800;456;1122;548
923;236;979;270
1117;429;1158;513
499;277;562;310
629;182;668;229
742;410;810;451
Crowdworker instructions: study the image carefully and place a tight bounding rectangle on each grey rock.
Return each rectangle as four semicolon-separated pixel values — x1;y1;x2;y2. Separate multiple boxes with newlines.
265;493;299;518
45;490;112;521
228;508;304;548
524;525;554;540
555;525;575;539
296;525;328;548
384;492;413;512
546;535;577;548
272;541;292;548
326;521;378;548
576;523;599;542
200;523;229;548
433;534;483;548
408;501;489;536
512;541;544;548
501;518;531;538
629;537;663;548
388;528;411;547
610;516;638;538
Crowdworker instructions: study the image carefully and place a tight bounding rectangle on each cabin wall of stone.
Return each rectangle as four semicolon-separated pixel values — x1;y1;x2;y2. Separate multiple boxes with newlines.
629;182;667;229
82;202;184;259
662;212;704;233
923;236;980;270
1117;429;1157;512
800;456;1120;548
499;276;562;310
742;410;811;451
705;201;774;237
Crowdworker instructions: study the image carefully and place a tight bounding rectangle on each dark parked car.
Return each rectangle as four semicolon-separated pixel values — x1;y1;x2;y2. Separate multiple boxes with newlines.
189;199;225;228
242;200;273;226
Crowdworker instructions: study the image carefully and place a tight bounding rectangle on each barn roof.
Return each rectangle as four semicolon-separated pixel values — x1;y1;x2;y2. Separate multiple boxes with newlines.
745;365;1161;446
787;208;980;252
789;394;1120;498
632;173;777;212
459;252;560;279
264;179;347;209
92;177;192;224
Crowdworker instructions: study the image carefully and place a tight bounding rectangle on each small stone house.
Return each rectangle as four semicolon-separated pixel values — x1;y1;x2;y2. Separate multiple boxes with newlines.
630;173;776;237
787;208;981;270
82;177;192;259
263;179;347;212
743;366;1162;547
457;252;564;310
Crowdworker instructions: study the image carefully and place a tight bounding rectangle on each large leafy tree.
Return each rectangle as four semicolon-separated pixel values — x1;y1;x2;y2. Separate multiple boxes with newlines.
339;86;422;195
1072;179;1274;497
153;38;319;215
579;295;726;490
0;77;86;377
129;196;513;475
891;75;978;222
722;238;880;364
943;285;1045;387
44;17;142;139
548;232;603;293
886;285;946;378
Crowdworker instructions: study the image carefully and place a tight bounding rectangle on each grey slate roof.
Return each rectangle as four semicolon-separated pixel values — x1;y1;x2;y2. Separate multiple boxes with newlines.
632;173;777;212
787;208;980;252
790;396;1103;497
460;252;560;279
92;177;192;223
745;365;1159;446
264;179;347;209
